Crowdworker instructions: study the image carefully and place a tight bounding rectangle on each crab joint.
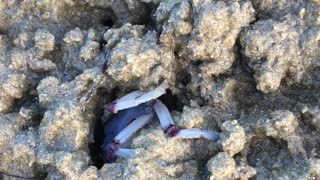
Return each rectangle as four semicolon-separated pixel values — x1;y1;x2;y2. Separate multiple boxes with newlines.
106;102;117;113
107;142;134;159
164;125;180;137
154;98;219;141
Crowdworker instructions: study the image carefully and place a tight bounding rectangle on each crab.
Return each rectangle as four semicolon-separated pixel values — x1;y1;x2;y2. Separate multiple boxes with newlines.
102;84;220;163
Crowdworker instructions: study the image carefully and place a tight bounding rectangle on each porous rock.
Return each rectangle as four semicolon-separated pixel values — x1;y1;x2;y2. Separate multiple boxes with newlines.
219;120;246;156
207;152;236;180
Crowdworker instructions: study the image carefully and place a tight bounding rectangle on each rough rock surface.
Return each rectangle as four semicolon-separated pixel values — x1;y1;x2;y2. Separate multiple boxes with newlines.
33;68;109;179
207;152;236;180
0;0;319;179
104;24;177;89
157;0;255;77
219;120;246;156
240;4;320;93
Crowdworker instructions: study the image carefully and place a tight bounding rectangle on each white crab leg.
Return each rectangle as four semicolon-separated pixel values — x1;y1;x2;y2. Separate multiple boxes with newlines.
108;114;152;161
106;91;145;113
114;113;154;144
115;148;134;159
115;91;145;103
108;85;167;113
153;99;220;141
135;86;167;104
175;128;220;141
153;99;175;130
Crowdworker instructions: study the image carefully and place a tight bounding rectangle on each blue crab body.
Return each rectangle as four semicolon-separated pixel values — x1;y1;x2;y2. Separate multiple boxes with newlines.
102;103;147;162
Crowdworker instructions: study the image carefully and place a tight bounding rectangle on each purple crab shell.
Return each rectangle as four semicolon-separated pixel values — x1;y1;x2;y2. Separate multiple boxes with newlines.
102;103;147;163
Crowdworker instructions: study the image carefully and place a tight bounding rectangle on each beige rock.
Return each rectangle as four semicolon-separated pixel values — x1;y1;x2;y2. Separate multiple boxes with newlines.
56;151;97;180
0;72;30;113
175;106;219;130
219;120;246;156
309;158;320;176
207;152;236;180
98;163;124;180
34;29;55;51
235;164;256;180
106;25;177;89
301;106;320;131
240;9;320;93
257;110;298;139
63;28;84;45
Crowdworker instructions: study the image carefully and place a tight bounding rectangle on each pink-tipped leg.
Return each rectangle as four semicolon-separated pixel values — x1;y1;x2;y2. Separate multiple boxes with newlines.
107;85;167;113
106;91;145;113
154;99;220;141
104;113;153;162
114;113;154;144
153;99;175;130
104;143;135;162
163;125;219;141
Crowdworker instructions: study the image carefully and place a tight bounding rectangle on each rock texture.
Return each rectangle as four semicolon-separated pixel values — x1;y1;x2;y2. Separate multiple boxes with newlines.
0;0;319;179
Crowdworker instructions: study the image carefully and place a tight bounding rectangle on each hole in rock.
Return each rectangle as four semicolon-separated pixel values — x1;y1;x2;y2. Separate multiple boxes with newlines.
100;18;114;27
89;88;183;167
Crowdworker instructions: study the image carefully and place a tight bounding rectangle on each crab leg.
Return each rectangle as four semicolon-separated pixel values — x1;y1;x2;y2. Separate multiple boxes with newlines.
115;148;134;159
106;113;153;160
115;91;145;103
154;100;219;141
107;85;167;113
114;113;154;145
153;99;175;130
106;91;145;112
176;129;220;141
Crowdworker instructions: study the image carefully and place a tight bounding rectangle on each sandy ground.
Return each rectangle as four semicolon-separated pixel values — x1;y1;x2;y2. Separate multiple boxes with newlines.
0;0;319;179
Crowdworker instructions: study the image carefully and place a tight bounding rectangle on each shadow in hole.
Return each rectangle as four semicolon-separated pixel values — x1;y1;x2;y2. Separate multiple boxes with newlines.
89;88;182;168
